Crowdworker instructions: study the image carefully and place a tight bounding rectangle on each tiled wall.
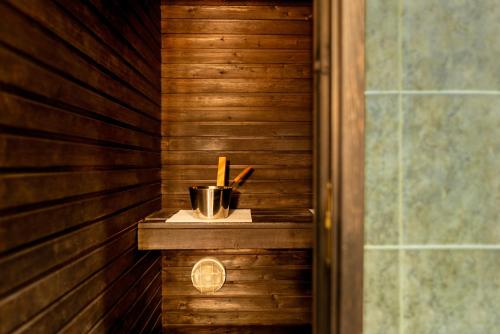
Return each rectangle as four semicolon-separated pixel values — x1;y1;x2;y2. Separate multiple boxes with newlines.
364;1;500;333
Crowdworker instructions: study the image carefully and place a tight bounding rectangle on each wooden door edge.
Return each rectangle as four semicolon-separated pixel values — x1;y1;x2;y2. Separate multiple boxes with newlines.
337;0;365;333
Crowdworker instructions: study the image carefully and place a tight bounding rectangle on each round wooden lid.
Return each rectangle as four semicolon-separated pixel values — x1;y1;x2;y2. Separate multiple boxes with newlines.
191;257;226;293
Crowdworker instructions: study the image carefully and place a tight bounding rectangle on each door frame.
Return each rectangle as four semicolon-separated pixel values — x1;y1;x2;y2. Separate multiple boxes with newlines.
313;0;365;333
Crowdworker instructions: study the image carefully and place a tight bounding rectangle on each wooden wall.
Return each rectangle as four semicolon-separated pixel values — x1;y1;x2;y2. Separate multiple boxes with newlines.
162;249;312;333
161;0;313;210
0;1;162;333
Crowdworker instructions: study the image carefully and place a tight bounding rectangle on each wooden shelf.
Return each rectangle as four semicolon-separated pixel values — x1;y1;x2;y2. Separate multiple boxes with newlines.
138;209;313;250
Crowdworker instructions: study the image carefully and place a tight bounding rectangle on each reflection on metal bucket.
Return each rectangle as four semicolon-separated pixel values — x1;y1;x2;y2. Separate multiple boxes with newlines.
189;186;232;219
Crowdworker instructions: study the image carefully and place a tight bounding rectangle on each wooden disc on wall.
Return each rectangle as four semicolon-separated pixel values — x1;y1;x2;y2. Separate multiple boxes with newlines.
191;257;226;293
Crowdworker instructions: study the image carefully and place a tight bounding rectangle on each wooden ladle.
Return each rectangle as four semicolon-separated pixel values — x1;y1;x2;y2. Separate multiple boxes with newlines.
230;166;253;188
216;156;252;188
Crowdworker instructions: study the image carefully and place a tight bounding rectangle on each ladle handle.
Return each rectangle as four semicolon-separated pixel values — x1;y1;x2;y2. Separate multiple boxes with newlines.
231;166;253;187
216;156;227;186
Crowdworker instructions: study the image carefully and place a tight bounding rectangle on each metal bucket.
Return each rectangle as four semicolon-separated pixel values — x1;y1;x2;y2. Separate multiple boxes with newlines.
189;186;232;219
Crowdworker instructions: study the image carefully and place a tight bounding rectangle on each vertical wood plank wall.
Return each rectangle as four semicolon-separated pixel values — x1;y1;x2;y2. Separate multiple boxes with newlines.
0;1;162;333
161;0;313;210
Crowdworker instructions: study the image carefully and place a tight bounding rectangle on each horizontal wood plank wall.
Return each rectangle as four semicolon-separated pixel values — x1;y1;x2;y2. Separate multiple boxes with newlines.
163;249;312;333
0;1;162;333
161;0;313;210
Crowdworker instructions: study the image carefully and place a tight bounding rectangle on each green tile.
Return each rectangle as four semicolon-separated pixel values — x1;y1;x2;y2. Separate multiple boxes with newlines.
365;95;400;245
364;250;400;334
366;0;400;90
402;95;500;244
403;250;500;333
403;1;500;90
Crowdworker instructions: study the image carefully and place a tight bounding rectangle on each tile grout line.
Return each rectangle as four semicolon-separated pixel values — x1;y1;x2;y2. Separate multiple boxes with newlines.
365;244;500;250
365;90;500;95
397;0;404;333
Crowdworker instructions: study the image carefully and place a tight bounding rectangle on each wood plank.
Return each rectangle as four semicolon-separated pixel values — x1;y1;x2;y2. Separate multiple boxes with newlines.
118;2;161;56
163;107;311;122
161;166;311;180
162;35;312;50
84;271;161;334
162;122;311;137
164;249;310;259
1;1;160;118
164;249;311;265
162;180;311;194
160;0;313;216
58;254;160;333
0;230;137;334
163;94;311;108
0;183;159;253
164;268;311;282
162;193;311;209
0;93;160;151
117;279;162;333
5;0;159;108
0;46;159;133
54;0;160;90
0;169;160;210
146;209;313;222
103;269;162;333
162;151;311;166
163;79;311;93
148;0;162;30
160;246;312;329
163;296;311;312
162;19;311;35
0;1;161;332
338;0;365;332
161;247;312;327
164;311;311;325
14;248;144;333
136;297;162;334
162;64;311;79
142;221;312;229
164;281;311;297
151;315;163;334
0;199;159;297
163;137;311;151
90;0;160;65
140;227;312;249
161;5;311;20
162;49;311;64
0;134;160;168
161;0;312;5
132;0;161;45
162;325;311;334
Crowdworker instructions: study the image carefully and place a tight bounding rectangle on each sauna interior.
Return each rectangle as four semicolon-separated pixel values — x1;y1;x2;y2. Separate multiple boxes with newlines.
0;0;314;333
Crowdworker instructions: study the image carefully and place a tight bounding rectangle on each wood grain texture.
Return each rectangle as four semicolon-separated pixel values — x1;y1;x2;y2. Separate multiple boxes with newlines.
139;210;313;250
161;0;313;211
161;5;312;20
160;325;311;334
163;78;312;93
162;35;312;50
162;0;311;4
162;49;311;64
162;249;312;332
162;122;311;137
338;0;365;332
0;1;161;333
161;165;311;180
162;64;311;79
162;19;311;35
162;107;311;122
163;94;311;108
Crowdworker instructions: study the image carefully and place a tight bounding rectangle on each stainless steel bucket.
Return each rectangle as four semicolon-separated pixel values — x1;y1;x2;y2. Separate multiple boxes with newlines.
189;186;232;219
